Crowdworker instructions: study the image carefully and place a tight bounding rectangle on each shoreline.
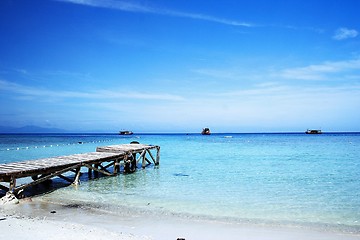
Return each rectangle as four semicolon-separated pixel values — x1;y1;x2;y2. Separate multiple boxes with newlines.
1;197;360;240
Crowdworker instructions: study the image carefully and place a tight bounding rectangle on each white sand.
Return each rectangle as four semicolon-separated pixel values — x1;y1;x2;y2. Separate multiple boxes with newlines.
1;198;360;240
0;216;150;240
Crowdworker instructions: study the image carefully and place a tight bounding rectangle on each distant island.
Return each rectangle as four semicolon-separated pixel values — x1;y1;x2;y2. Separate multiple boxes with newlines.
0;125;66;134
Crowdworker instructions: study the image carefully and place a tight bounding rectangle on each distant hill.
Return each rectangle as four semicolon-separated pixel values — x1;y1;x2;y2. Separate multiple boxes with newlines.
0;125;67;133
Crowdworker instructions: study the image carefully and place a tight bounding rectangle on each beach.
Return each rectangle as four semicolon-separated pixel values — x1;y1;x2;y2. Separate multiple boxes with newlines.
1;133;360;239
2;0;360;238
1;197;360;240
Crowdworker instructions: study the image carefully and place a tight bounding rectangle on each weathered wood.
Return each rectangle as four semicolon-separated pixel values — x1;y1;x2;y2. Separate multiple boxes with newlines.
9;177;16;192
155;146;160;165
146;149;156;164
57;174;74;183
96;144;158;154
136;150;147;164
73;167;82;185
82;163;113;176
88;164;93;176
14;164;81;193
114;160;120;174
97;163;112;174
0;144;160;200
0;152;121;180
102;162;114;170
140;150;147;168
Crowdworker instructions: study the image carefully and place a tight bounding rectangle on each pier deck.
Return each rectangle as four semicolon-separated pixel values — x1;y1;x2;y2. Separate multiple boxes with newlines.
0;144;160;201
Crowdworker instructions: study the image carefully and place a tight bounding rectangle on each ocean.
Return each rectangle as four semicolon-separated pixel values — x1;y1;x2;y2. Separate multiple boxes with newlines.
1;133;359;234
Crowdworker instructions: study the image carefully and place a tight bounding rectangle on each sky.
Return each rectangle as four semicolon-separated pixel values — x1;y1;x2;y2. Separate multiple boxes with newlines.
0;0;360;133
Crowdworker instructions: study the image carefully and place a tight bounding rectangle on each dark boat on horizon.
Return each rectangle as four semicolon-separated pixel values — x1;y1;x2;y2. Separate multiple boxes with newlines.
305;129;322;134
119;130;133;135
201;128;211;135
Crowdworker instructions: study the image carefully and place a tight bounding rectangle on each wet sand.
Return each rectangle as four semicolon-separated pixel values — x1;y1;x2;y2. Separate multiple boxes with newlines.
1;198;360;240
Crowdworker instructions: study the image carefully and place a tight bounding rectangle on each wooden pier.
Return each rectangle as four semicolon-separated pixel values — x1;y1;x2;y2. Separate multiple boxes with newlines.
0;144;160;202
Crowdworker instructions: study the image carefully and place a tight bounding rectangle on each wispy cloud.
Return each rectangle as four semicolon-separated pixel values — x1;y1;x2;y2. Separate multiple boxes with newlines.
56;0;253;27
333;27;358;40
0;80;184;101
57;0;153;13
192;68;241;80
215;84;360;99
277;59;360;80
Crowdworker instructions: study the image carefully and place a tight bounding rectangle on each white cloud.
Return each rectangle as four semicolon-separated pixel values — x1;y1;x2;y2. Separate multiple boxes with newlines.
333;28;358;40
57;0;253;27
58;0;153;13
278;59;360;80
0;79;184;101
192;68;240;80
150;83;360;131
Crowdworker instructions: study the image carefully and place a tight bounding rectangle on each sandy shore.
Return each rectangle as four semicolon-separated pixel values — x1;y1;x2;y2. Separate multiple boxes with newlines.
1;198;360;240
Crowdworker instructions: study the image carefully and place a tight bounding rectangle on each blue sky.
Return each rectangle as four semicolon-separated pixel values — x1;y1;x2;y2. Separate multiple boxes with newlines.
0;0;359;133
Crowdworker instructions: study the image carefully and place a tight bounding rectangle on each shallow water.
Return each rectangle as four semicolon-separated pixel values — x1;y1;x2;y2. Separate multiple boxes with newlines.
1;133;360;233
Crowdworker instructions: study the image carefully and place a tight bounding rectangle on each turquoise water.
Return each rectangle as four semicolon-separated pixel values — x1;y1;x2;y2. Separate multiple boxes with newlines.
1;133;360;233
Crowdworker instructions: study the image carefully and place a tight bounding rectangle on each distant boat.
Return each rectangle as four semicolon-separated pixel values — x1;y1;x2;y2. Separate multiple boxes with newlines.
305;129;322;134
201;128;211;135
119;130;133;135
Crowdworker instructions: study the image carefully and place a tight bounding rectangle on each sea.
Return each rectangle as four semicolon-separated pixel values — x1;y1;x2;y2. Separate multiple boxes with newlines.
0;133;359;234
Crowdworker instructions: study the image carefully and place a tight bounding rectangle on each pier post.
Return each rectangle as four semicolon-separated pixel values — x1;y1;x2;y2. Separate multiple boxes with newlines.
0;177;19;204
141;150;146;168
156;146;160;165
9;176;16;193
73;167;81;185
114;159;120;174
88;164;93;178
94;164;99;177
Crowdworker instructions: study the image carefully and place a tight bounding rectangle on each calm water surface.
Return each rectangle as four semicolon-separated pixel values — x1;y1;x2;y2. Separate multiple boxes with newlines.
1;133;359;233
